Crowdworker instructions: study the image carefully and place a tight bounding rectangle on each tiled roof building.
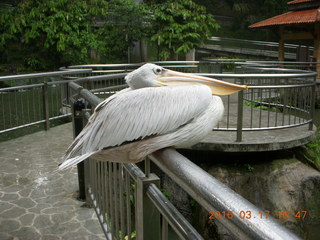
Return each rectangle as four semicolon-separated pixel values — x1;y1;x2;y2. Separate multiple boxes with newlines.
249;0;320;76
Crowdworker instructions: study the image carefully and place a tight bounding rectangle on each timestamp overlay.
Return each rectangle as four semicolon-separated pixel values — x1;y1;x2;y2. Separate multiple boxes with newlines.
208;210;307;220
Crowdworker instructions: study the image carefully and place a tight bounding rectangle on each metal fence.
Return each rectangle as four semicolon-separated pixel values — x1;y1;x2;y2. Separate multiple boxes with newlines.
1;61;316;143
1;61;314;239
199;71;317;141
0;69;92;138
68;80;301;240
64;63;317;143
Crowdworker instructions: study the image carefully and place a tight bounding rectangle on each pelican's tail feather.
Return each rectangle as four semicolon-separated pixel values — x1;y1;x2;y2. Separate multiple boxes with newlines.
59;152;94;170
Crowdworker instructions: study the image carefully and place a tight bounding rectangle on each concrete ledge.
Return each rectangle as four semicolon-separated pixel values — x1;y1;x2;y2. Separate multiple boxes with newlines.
190;125;317;152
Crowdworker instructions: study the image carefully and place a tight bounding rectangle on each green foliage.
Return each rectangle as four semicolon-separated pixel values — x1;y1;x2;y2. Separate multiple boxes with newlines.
0;0;108;70
97;0;148;62
146;0;219;60
0;0;218;70
0;0;148;71
303;130;320;170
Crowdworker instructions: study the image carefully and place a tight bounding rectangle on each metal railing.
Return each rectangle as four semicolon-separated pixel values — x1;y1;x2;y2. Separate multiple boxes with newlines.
1;61;316;144
68;80;301;240
0;69;92;139
64;63;317;143
199;71;316;141
0;61;314;239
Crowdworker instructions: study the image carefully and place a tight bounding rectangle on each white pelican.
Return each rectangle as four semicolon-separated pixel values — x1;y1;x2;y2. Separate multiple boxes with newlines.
59;63;247;169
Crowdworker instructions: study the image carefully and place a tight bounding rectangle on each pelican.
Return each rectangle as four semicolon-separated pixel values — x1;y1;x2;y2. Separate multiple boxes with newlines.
59;63;247;169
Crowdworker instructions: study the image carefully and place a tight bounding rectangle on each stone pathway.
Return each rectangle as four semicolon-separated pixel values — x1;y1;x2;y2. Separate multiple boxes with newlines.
0;123;105;240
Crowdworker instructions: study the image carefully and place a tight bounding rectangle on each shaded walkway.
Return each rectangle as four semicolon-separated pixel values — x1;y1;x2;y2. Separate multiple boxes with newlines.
0;123;104;240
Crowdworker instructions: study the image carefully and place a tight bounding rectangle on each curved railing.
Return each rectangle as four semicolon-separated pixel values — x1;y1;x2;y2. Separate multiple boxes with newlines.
0;61;317;143
63;62;317;142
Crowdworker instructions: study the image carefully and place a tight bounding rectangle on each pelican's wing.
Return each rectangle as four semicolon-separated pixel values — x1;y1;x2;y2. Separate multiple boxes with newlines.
61;85;211;166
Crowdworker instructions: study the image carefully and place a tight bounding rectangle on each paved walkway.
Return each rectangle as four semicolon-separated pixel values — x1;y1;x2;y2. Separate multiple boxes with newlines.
0;123;105;240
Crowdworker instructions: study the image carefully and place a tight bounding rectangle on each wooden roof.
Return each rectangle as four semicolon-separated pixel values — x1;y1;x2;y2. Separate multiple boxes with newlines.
249;8;320;28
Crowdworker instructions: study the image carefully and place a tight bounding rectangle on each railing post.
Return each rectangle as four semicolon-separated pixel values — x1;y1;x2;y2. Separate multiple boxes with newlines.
72;99;86;201
236;79;244;142
42;82;50;131
309;76;316;130
136;173;161;240
82;109;92;205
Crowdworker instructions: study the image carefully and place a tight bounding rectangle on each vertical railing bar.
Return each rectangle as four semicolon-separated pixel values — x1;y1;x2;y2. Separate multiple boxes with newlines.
282;88;286;127
119;164;126;240
226;95;230;129
102;162;107;225
288;88;292;126
93;160;98;208
100;161;104;217
236;78;244;142
114;163;120;239
162;217;168;240
38;87;42;122
275;90;278;127
304;88;308;125
14;90;18;126
145;158;150;177
309;78;315;130
299;88;303;124
1;93;5;129
125;170;132;240
106;162;111;226
97;161;101;215
109;162;116;238
294;88;297;124
20;89;24;126
49;84;53;117
42;82;50;130
102;162;106;224
32;88;36;122
259;89;262;128
267;88;271;127
250;89;253;128
26;88;31;124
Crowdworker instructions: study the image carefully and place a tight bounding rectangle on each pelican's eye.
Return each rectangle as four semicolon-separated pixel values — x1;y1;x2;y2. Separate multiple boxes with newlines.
153;67;163;75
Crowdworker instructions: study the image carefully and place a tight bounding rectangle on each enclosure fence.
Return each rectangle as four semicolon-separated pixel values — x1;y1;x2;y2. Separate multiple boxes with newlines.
65;62;317;142
0;69;92;137
0;61;315;239
0;61;316;143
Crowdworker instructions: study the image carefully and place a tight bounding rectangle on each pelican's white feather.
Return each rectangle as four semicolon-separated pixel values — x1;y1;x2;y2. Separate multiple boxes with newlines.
61;85;213;168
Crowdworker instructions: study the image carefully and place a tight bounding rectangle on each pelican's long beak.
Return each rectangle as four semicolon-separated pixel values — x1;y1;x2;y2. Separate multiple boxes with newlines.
157;69;247;96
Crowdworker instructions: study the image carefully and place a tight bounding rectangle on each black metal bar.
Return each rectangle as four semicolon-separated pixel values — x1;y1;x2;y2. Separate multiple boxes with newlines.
73;99;86;201
42;82;50;131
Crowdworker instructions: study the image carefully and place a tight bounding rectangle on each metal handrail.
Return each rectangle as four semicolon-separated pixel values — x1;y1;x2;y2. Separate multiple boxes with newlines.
150;149;301;240
0;68;92;82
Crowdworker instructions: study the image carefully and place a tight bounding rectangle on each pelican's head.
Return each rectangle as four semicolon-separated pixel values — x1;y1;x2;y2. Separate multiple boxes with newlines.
125;63;247;96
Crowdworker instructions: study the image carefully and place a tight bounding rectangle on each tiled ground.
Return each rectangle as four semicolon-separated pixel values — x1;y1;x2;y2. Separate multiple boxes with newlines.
0;123;105;240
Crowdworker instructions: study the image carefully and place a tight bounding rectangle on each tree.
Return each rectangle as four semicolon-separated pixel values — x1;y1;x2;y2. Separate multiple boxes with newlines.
0;0;108;70
145;0;219;60
97;0;149;63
